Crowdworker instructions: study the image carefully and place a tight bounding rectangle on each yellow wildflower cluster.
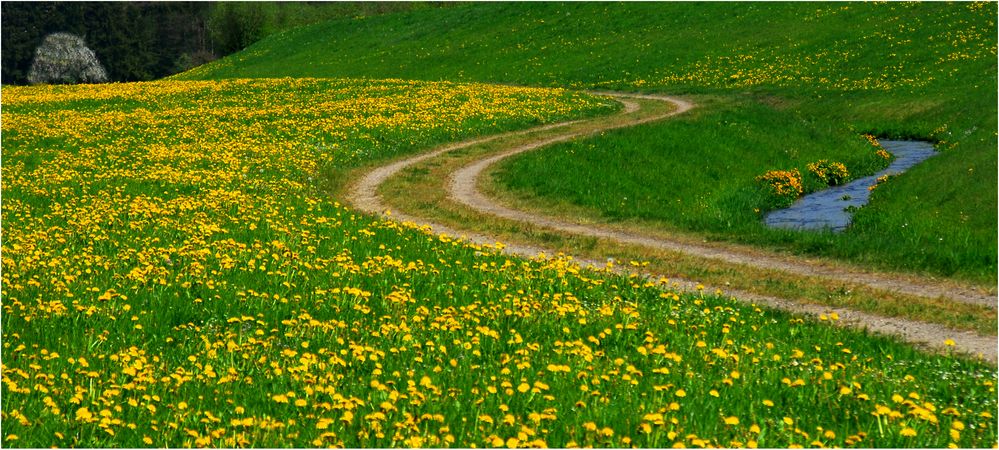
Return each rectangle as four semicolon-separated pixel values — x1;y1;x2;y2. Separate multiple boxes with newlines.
863;134;894;162
868;174;893;192
806;160;849;186
756;169;804;208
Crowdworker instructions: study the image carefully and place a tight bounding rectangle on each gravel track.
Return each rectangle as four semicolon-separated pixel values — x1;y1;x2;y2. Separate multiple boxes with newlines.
346;91;997;364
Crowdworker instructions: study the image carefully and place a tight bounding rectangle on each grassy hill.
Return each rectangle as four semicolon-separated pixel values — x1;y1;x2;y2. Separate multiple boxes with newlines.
4;4;998;447
177;2;997;283
7;77;993;449
179;3;994;95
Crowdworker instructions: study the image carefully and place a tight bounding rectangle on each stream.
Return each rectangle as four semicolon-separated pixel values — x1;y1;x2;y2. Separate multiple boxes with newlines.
764;140;937;232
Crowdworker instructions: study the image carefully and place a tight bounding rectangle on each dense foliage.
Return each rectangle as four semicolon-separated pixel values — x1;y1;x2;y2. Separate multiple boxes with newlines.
1;2;448;85
2;2;211;84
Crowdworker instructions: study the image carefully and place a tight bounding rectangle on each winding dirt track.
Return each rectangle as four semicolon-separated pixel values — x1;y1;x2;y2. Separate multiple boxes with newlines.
347;91;997;363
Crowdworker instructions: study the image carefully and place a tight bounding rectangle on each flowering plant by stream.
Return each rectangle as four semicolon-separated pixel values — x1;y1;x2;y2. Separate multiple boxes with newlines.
757;134;895;212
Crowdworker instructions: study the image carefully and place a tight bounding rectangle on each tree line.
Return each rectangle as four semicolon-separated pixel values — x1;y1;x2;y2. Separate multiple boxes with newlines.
2;2;446;85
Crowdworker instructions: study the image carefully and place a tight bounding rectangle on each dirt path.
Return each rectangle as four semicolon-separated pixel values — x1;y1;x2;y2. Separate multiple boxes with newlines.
347;91;997;363
451;92;994;309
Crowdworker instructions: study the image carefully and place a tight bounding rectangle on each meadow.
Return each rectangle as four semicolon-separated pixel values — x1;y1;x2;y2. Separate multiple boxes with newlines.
2;77;997;448
2;79;997;447
180;1;998;283
493;97;989;282
4;2;998;448
0;78;610;446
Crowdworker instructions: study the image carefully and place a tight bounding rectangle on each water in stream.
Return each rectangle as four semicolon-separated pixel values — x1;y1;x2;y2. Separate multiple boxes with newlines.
764;140;937;232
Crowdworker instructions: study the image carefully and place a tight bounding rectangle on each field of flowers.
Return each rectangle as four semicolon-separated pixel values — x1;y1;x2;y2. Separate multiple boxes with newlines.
177;1;998;283
2;79;996;448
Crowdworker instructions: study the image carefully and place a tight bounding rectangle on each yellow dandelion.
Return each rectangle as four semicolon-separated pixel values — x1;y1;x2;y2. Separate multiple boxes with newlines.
76;407;93;421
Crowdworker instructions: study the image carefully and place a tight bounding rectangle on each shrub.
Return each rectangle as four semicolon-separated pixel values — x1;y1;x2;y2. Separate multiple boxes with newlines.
807;159;849;186
756;168;803;209
174;50;218;73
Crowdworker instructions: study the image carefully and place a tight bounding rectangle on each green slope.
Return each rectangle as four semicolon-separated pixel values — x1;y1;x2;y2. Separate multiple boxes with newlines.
177;2;998;282
179;2;994;95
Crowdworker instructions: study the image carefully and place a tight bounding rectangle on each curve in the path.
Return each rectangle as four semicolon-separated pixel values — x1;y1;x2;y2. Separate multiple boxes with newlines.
351;121;586;217
449;94;993;309
346;91;996;363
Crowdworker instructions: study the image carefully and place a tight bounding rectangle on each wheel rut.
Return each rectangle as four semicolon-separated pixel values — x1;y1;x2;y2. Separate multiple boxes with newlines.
346;90;997;364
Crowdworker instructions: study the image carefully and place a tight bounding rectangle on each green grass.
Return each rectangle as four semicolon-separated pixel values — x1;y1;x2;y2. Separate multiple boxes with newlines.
369;98;998;335
178;3;995;95
7;4;999;447
0;79;616;447
495;95;995;282
176;1;998;283
498;97;883;227
5;78;994;449
4;3;997;448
